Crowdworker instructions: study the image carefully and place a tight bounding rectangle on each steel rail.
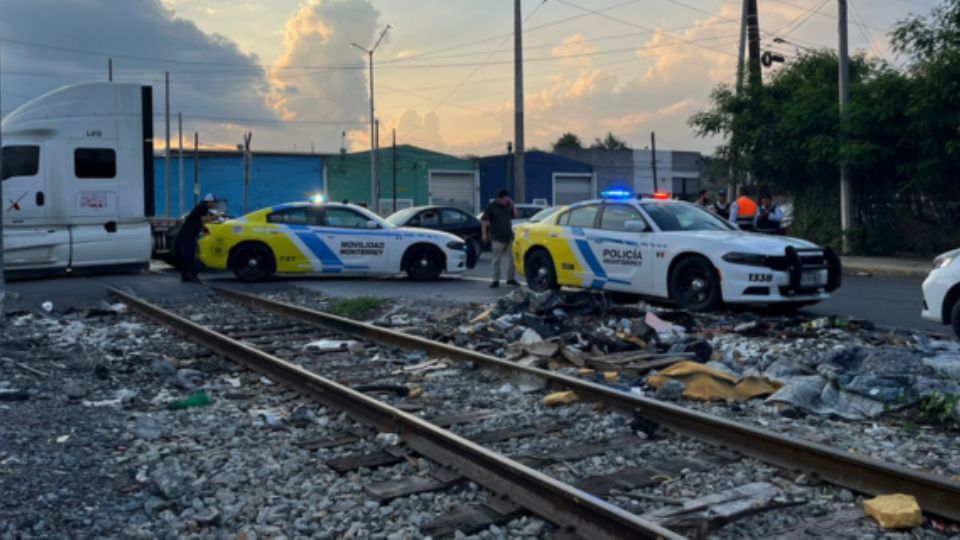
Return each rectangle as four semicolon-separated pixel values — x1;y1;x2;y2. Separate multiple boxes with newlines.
210;285;960;522
110;288;681;540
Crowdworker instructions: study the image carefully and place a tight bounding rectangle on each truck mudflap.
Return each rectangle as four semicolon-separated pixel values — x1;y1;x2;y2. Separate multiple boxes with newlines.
782;246;842;296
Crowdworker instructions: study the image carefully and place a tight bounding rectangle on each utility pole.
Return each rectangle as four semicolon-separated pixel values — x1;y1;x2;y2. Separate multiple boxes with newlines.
108;58;113;82
736;0;748;95
193;132;200;206
177;112;184;215
392;128;398;213
164;71;171;217
513;0;526;203
651;132;659;193
746;0;761;90
839;0;852;253
352;25;391;209
242;132;252;214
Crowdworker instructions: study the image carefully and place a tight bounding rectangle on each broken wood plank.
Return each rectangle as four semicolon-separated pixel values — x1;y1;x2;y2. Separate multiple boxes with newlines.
325;448;408;473
364;475;459;501
510;436;639;469
774;508;866;540
426;410;498;428
573;453;734;497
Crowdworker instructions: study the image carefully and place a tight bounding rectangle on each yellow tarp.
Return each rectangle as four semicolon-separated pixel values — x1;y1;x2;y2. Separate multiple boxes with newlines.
864;494;923;529
647;361;783;402
543;391;579;406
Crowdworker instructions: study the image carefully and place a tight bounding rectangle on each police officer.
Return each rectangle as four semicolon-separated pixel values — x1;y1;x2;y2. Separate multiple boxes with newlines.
753;191;783;234
176;193;219;283
709;188;731;220
728;186;757;231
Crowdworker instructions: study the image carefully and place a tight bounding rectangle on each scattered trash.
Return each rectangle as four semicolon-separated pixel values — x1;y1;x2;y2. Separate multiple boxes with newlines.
303;339;363;353
863;494;923;529
376;433;400;446
259;376;275;386
648;361;782;402
167;391;212;410
543;391;579;406
519;328;543;345
496;383;515;395
41;301;53;312
175;369;205;389
407;386;424;399
603;371;618;382
55;435;70;444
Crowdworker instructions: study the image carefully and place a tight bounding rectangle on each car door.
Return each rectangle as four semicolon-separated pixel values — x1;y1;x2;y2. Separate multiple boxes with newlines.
317;207;391;273
589;203;654;292
439;208;474;239
555;203;602;286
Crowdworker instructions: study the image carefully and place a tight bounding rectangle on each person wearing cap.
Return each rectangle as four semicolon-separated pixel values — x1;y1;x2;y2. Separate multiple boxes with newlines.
175;193;219;283
728;186;757;231
753;190;783;234
709;188;731;220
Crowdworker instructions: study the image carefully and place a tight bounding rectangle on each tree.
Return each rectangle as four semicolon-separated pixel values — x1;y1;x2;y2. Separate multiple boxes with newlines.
590;132;630;151
551;132;584;150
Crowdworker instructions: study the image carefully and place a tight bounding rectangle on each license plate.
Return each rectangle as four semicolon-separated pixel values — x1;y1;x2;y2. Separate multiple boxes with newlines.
801;271;822;287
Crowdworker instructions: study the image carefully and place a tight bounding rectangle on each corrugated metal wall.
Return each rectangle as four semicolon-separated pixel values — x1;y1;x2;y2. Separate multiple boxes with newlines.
478;150;594;206
154;153;324;217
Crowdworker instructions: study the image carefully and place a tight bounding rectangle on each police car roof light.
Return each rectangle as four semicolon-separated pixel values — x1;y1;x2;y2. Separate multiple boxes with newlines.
600;189;633;200
652;192;670;200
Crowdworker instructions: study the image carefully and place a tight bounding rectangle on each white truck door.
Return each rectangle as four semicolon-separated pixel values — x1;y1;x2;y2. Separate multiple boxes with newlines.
2;143;71;269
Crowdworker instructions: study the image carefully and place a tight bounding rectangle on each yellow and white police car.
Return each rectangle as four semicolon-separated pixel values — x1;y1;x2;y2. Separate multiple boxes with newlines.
513;192;842;311
199;202;472;282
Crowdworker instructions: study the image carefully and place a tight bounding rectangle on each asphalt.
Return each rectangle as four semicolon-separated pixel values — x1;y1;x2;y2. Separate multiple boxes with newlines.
1;255;949;336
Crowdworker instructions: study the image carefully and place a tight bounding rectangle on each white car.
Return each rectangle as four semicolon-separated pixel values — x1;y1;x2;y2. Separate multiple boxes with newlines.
513;195;842;311
198;202;472;282
922;248;960;338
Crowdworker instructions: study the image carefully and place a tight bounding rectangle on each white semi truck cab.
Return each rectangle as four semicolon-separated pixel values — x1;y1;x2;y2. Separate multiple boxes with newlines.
1;82;155;276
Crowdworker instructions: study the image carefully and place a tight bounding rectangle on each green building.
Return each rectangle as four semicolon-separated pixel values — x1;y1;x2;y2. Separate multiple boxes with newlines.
325;145;478;215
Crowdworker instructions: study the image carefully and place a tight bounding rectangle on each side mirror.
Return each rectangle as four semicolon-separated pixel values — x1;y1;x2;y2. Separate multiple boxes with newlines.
366;220;379;229
624;220;649;233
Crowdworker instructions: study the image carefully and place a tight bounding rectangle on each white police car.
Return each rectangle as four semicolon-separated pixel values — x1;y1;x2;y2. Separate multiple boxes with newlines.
922;248;960;338
513;191;842;311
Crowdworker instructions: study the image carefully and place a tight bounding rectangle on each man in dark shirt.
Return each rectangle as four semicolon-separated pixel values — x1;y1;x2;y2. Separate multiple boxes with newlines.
481;188;519;288
175;193;219;283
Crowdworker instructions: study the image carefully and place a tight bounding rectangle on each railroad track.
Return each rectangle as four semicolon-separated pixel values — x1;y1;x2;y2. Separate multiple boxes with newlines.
109;286;960;538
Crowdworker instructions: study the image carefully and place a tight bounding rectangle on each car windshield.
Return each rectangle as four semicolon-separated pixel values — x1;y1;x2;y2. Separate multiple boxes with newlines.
528;206;559;223
350;205;396;229
640;202;736;232
385;207;419;226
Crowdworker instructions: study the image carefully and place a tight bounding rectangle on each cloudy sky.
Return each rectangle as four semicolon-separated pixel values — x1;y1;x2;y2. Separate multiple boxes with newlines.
0;0;940;156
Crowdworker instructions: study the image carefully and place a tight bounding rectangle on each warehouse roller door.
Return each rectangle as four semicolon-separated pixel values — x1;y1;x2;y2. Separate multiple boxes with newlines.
554;174;593;205
430;171;476;212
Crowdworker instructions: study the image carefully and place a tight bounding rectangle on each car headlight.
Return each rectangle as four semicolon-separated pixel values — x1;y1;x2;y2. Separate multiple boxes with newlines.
446;241;467;251
722;252;768;267
932;253;956;270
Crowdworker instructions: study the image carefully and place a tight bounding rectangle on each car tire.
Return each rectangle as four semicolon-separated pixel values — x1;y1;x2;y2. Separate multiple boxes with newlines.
468;237;483;262
405;247;443;281
525;250;558;292
951;299;960;340
669;256;722;311
230;244;275;282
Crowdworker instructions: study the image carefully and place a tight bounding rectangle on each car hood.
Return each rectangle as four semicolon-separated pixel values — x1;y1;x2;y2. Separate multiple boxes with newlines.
664;230;819;253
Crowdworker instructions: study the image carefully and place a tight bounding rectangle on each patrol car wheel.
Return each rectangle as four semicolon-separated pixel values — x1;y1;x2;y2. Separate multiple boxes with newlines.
525;250;558;292
670;256;721;311
231;244;275;282
405;247;443;281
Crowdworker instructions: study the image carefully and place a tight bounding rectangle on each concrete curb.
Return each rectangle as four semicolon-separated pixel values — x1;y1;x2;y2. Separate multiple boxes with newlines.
842;262;929;280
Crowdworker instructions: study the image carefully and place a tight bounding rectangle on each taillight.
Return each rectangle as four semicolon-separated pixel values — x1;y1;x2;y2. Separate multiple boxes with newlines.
202;227;210;237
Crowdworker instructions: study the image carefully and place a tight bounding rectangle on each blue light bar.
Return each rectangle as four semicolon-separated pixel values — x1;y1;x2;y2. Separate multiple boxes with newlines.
600;189;633;199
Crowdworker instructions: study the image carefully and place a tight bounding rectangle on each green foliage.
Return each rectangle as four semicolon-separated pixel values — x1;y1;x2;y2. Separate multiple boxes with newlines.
689;2;960;254
590;132;631;151
918;392;960;427
326;296;386;319
552;132;584;150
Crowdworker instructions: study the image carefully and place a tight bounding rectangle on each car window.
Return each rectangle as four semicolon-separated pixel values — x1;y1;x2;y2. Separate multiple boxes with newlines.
641;202;735;232
528;207;559;223
561;205;599;228
322;207;370;228
267;207;317;225
441;208;468;225
600;204;645;231
2;145;40;181
385;207;418;226
517;207;541;219
419;210;439;226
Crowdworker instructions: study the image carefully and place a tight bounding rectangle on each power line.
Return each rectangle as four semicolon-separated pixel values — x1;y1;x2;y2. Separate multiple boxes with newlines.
774;0;830;37
849;0;885;58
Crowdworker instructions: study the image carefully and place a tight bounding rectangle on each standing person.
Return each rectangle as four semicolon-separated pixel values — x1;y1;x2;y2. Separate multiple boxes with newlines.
709;188;731;220
176;193;219;283
694;189;710;208
481;188;519;288
753;191;783;234
728;186;758;231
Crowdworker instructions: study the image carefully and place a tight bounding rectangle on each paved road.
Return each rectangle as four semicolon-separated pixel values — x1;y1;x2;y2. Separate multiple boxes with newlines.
3;255;948;335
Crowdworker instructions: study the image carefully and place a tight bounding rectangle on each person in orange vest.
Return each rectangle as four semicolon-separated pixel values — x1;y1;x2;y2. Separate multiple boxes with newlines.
728;186;757;231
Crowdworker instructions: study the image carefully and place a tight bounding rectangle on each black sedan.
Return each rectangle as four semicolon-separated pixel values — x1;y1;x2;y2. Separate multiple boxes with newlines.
386;206;482;264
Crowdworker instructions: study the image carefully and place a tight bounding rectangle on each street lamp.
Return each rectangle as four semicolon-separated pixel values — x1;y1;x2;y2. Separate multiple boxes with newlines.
352;25;391;211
